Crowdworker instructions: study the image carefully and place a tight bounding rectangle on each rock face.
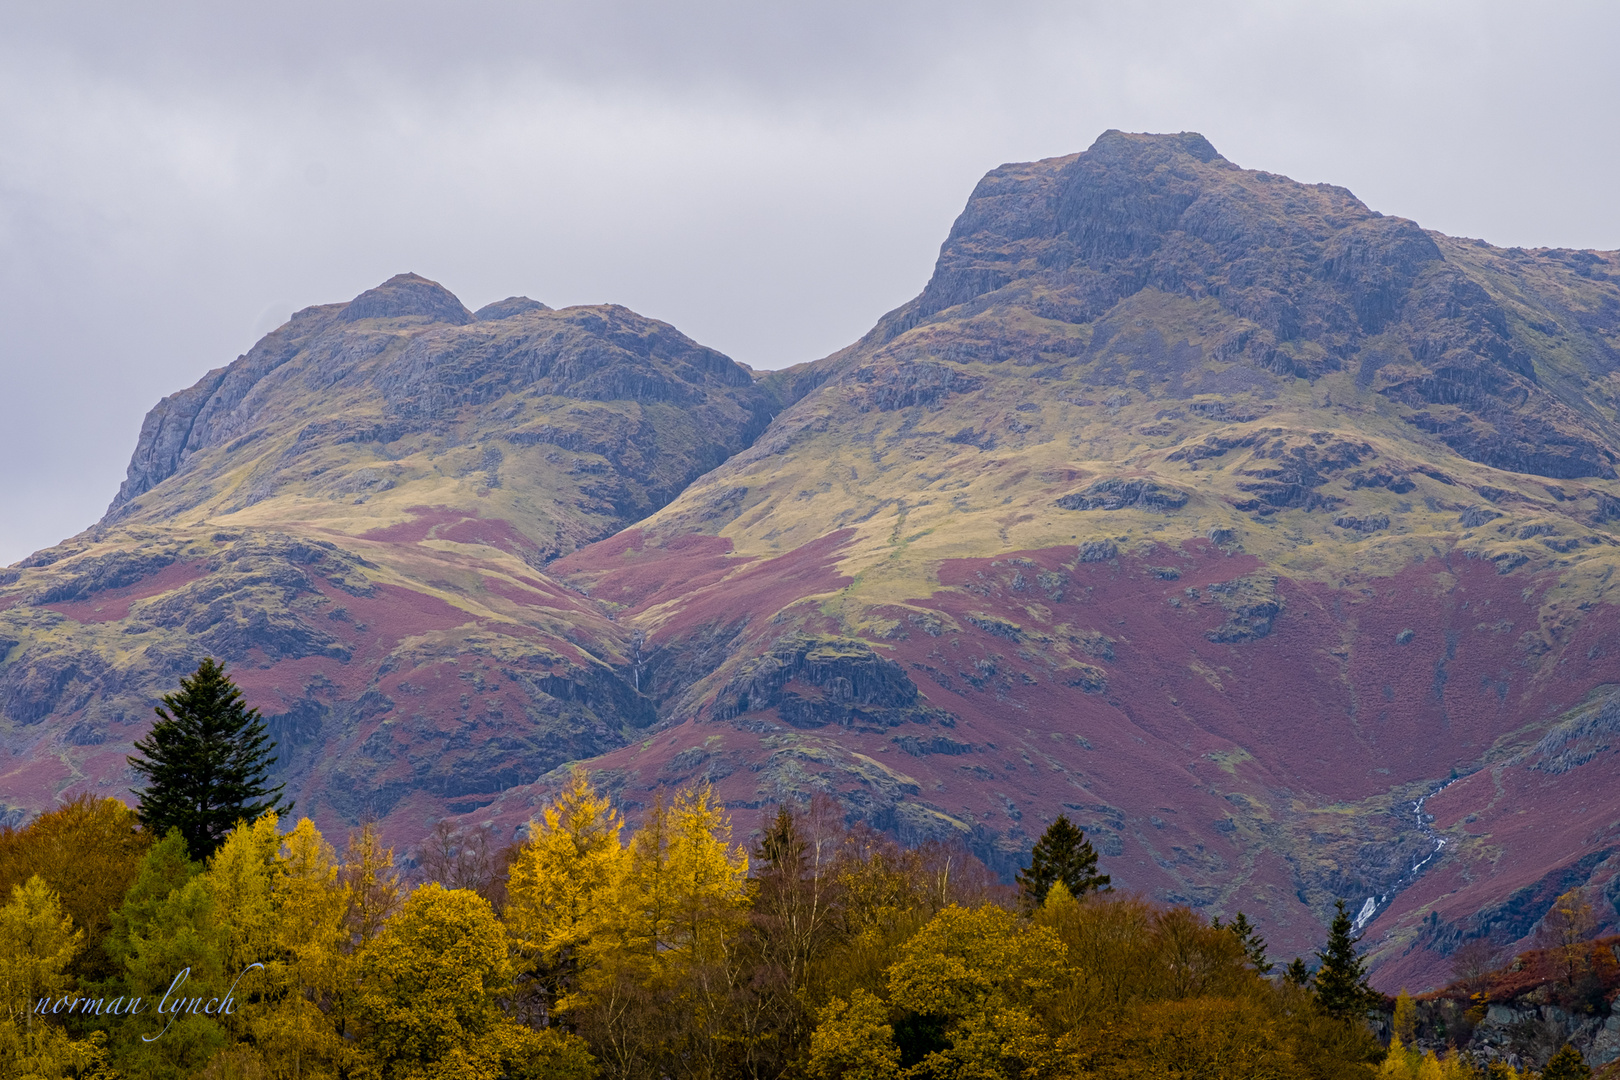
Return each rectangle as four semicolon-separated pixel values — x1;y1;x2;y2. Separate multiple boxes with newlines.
6;133;1620;989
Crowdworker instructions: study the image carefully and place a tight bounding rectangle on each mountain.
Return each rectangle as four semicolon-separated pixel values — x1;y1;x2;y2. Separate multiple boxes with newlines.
5;133;1620;991
1;274;775;826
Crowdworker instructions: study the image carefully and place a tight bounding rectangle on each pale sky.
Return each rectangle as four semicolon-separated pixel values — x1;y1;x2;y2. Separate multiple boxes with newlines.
2;0;1617;565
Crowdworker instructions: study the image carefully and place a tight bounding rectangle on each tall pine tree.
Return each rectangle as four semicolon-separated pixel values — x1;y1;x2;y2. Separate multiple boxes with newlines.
128;657;290;861
1313;898;1375;1019
1016;814;1109;908
1215;911;1274;976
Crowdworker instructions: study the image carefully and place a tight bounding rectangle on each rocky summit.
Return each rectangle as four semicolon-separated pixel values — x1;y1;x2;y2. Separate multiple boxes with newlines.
5;131;1620;991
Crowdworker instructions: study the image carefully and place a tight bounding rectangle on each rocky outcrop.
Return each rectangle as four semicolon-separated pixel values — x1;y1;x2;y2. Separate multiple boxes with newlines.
712;636;940;730
903;129;1620;481
341;272;473;325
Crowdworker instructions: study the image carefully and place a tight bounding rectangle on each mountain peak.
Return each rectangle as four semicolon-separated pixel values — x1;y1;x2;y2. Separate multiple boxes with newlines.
474;296;552;321
1087;128;1226;165
340;272;473;325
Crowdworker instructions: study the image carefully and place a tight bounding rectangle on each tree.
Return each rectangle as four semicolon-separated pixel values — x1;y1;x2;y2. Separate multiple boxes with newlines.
1314;899;1375;1020
340;820;402;951
1283;957;1310;988
1539;888;1596;990
1214;912;1273;977
1016;815;1109;908
807;989;899;1080
1542;1043;1592;1080
128;658;290;861
505;768;626;1024
254;817;352;1079
356;883;591;1080
0;876;115;1080
1449;938;1497;992
1391;988;1416;1045
0;794;151;981
566;783;749;1080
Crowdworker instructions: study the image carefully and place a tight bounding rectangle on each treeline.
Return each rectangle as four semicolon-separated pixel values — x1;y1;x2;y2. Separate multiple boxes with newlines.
0;768;1432;1080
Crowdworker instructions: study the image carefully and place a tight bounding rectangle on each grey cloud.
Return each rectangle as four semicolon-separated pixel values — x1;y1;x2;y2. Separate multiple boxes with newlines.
2;1;1618;564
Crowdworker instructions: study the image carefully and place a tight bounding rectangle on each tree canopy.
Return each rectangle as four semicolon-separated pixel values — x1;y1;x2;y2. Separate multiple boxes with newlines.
1015;814;1109;908
128;657;290;861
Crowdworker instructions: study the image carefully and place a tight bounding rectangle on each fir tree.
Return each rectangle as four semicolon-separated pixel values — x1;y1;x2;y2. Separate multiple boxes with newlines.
128;657;290;861
1225;911;1274;976
1313;898;1375;1019
1284;957;1310;987
1016;814;1109;908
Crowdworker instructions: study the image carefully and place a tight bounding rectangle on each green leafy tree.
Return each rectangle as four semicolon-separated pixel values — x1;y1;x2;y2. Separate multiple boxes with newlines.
1016;815;1109;908
1542;1043;1592;1080
1313;899;1375;1020
128;658;290;861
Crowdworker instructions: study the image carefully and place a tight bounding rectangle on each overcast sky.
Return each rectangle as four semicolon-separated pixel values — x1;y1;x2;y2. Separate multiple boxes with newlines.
2;1;1617;565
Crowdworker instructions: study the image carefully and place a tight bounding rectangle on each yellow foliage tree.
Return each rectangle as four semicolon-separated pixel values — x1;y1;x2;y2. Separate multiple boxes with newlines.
807;989;899;1080
250;817;352;1079
0;875;115;1080
0;795;152;982
566;783;749;1080
355;883;591;1080
207;812;284;994
884;904;1064;1080
1392;988;1417;1046
505;769;626;1021
339;822;400;952
1377;1035;1477;1080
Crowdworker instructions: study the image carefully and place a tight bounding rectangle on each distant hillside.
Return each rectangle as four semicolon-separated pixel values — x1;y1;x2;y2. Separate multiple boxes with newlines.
5;132;1620;990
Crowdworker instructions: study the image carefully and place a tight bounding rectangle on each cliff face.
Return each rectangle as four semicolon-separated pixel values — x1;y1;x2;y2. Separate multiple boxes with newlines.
5;134;1620;991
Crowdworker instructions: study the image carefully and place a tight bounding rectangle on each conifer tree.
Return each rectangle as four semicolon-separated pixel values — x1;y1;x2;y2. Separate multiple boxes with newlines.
1218;911;1273;976
128;657;290;861
1016;815;1109;908
1314;898;1375;1020
1392;988;1416;1045
1284;957;1310;987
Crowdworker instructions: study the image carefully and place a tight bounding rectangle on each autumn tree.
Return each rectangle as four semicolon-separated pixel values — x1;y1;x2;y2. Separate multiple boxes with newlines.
738;797;847;1080
566;783;749;1080
1542;1043;1593;1080
129;658;290;861
340;820;402;951
1540;888;1597;990
253;817;352;1077
355;882;591;1080
1391;987;1416;1046
0;875;116;1080
1449;938;1497;993
885;904;1064;1079
505;768;626;1026
807;989;898;1080
0;794;151;981
1016;815;1108;909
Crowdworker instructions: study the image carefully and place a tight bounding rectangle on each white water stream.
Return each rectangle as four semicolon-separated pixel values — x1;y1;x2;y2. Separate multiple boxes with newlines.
1350;776;1459;933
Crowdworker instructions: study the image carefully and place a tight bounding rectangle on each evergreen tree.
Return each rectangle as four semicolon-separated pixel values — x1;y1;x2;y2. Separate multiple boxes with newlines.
1016;815;1109;908
1225;911;1274;976
1313;898;1375;1019
1542;1044;1592;1080
128;657;290;861
1284;957;1310;987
